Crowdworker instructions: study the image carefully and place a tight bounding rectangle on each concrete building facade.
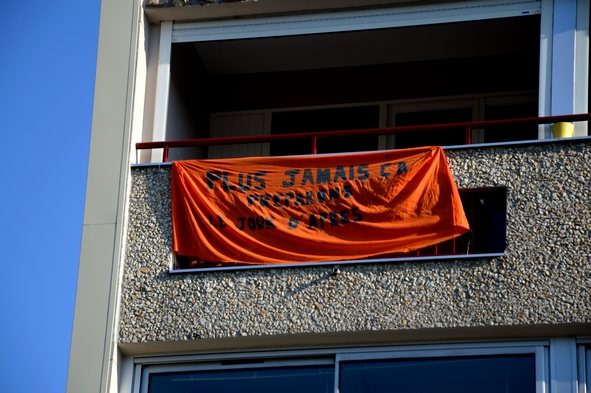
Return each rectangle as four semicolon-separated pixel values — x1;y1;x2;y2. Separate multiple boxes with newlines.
68;1;591;392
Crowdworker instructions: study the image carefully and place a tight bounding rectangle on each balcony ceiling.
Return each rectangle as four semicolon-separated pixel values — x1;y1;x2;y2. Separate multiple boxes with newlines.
193;15;539;75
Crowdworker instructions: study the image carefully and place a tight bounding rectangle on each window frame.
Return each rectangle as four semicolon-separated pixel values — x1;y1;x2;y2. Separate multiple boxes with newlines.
134;342;548;393
139;357;335;393
579;343;590;393
204;92;537;160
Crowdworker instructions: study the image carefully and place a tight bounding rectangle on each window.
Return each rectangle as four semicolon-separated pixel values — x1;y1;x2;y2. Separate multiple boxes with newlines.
204;93;537;160
147;364;334;393
270;105;380;156
138;344;545;393
483;98;538;143
339;355;535;393
393;106;472;149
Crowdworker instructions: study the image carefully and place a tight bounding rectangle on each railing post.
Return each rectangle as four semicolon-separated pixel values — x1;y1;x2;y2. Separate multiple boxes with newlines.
465;126;472;144
163;146;169;162
312;137;317;154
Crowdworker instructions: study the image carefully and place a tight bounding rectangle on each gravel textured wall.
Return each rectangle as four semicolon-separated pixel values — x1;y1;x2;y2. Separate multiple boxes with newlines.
119;141;591;343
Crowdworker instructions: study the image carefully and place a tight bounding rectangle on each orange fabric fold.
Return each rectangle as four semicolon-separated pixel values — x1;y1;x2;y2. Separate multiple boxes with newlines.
172;146;469;264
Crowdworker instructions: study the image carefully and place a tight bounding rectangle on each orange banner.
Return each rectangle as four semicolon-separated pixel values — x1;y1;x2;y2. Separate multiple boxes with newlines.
172;146;469;265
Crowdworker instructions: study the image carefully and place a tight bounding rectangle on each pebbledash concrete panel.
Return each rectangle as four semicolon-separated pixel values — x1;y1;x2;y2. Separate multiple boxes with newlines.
119;141;591;344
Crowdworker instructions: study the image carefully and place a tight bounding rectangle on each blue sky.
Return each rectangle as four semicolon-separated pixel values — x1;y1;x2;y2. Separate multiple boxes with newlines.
0;2;100;392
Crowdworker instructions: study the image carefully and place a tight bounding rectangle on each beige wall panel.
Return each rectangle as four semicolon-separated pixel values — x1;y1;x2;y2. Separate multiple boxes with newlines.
83;0;138;226
68;0;139;391
67;223;119;392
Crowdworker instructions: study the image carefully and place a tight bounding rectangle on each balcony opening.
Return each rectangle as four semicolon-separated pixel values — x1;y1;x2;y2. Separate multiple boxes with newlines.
160;14;540;161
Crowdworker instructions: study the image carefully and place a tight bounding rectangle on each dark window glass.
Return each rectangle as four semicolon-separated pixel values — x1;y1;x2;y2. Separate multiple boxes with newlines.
460;188;507;254
483;103;538;143
395;108;472;148
148;364;335;393
340;354;535;393
270;106;380;156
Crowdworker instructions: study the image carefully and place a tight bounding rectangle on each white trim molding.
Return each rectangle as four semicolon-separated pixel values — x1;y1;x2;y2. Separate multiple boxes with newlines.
172;0;541;43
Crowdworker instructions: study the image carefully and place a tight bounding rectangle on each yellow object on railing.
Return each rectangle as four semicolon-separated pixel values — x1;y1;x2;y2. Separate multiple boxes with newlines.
551;122;574;138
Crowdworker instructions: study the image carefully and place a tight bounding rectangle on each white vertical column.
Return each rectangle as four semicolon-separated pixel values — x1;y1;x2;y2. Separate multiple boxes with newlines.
574;0;590;135
151;21;173;162
539;0;554;138
543;0;589;137
550;338;578;393
551;0;577;116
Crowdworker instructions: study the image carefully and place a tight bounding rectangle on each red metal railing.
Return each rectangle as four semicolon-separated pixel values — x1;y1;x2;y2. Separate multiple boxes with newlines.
137;113;591;162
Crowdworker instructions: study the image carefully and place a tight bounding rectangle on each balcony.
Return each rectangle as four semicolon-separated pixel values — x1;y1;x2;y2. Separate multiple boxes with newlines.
131;114;590;269
121;117;591;342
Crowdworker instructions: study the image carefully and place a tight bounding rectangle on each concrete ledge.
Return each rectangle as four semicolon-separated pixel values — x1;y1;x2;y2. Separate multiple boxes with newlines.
119;323;591;357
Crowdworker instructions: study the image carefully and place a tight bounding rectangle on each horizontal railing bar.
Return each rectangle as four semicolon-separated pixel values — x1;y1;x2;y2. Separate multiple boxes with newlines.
136;113;591;153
